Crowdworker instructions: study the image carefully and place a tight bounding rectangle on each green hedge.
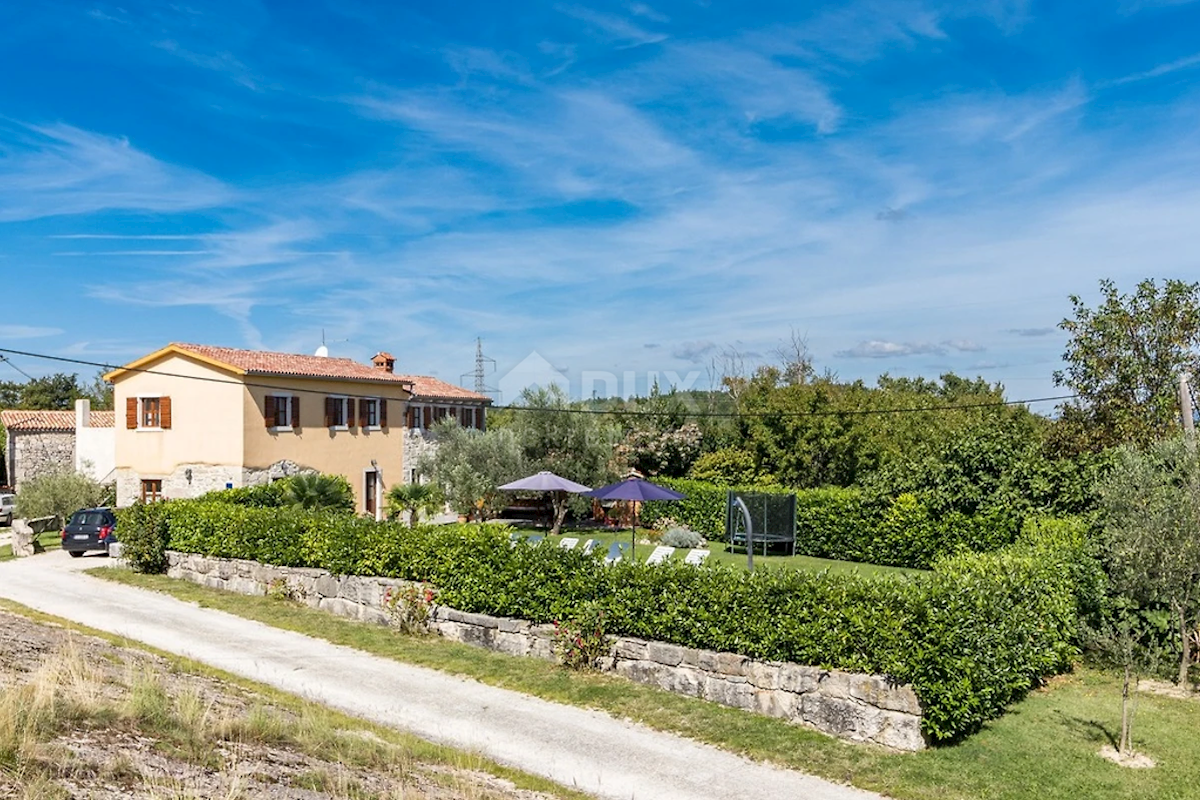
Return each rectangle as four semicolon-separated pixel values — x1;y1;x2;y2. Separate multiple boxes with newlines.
127;499;1093;744
641;478;1019;569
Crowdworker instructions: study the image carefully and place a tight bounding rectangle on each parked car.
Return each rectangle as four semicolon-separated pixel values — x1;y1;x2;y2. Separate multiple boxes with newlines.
0;493;14;526
61;507;118;558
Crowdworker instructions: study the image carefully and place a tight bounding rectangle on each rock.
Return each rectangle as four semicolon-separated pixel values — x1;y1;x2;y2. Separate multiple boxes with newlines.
647;641;685;667
313;575;340;598
10;520;37;558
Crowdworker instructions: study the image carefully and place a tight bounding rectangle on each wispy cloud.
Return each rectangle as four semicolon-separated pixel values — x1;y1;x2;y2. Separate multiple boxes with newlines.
1007;327;1055;337
0;325;62;339
671;341;717;361
556;4;668;48
1108;51;1200;85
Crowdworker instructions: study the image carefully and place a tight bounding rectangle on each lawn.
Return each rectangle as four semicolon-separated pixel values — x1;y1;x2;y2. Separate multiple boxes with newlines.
92;566;1200;800
511;526;922;578
0;530;62;562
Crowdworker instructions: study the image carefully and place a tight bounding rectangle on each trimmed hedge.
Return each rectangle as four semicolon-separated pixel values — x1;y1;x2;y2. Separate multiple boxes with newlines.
641;478;1019;569
119;500;1093;744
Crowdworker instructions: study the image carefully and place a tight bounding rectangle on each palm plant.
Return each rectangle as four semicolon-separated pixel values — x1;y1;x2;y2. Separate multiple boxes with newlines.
284;473;355;513
386;482;445;526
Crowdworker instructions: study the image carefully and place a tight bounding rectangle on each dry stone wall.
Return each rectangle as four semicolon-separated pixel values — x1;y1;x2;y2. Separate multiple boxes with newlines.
164;551;925;750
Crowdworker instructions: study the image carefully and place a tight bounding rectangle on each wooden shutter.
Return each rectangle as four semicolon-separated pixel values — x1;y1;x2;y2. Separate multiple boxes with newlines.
264;396;276;428
324;397;335;428
160;396;172;430
346;398;356;428
380;399;388;429
475;407;485;430
125;397;137;429
405;406;414;428
360;399;369;428
291;396;301;430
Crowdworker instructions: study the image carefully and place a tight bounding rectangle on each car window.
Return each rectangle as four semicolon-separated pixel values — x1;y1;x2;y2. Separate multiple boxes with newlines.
70;511;107;527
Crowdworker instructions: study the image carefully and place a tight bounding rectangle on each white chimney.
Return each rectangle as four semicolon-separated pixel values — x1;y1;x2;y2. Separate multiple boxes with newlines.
75;398;91;429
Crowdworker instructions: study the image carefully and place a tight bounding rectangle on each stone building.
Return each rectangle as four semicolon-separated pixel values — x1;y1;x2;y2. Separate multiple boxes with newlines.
396;370;492;484
1;400;116;490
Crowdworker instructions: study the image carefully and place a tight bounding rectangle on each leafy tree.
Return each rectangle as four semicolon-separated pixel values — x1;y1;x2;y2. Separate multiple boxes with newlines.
420;420;525;521
14;470;112;526
688;447;773;485
386;481;445;526
509;385;619;534
1098;436;1200;687
1054;278;1200;452
283;473;355;513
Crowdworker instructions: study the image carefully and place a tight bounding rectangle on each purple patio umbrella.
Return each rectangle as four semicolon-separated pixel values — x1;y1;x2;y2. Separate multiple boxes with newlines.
585;476;686;557
499;471;592;533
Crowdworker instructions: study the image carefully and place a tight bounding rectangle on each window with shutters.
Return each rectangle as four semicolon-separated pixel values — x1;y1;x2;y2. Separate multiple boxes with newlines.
140;479;163;503
325;396;349;429
130;397;172;430
362;398;381;429
461;407;474;428
265;394;297;430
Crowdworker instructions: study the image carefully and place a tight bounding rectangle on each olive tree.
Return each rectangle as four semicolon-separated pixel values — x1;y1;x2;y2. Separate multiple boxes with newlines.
420;420;525;521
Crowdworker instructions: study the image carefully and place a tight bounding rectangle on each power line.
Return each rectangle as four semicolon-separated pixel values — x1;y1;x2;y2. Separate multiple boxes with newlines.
0;345;1080;420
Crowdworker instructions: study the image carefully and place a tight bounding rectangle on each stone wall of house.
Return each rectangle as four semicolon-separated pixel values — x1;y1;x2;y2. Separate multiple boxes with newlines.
401;429;438;484
164;552;925;751
115;461;316;506
8;430;75;490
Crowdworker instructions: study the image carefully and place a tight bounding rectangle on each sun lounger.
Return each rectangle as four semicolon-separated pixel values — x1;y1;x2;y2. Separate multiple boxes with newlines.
646;545;675;565
526;535;544;547
604;541;629;564
559;537;579;550
581;538;601;555
684;548;710;566
509;532;522;548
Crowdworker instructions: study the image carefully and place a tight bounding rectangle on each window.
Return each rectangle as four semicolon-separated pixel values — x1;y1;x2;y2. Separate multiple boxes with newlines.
127;396;172;430
264;395;298;430
361;398;386;429
461;407;475;428
325;396;351;429
140;479;163;503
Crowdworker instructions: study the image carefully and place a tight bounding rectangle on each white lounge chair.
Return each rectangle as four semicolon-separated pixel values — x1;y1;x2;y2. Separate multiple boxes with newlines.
684;548;710;566
646;545;675;565
559;537;579;550
581;538;601;555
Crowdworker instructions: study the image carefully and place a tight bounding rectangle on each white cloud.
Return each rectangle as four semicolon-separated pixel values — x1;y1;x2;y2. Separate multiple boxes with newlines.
671;341;717;361
835;340;945;358
0;325;62;339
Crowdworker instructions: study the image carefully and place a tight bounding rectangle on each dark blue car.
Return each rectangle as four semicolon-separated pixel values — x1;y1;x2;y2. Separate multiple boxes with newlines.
61;507;117;558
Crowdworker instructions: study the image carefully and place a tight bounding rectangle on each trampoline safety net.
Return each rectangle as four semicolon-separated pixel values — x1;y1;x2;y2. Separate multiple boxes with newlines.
725;491;797;556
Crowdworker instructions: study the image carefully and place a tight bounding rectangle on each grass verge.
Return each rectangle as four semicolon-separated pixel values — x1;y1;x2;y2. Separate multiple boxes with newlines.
89;566;1200;800
0;596;588;800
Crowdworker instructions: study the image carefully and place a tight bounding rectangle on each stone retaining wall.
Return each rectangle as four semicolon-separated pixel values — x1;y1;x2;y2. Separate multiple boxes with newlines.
165;551;925;750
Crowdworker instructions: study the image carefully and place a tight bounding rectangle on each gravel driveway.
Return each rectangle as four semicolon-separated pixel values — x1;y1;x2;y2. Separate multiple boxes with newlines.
0;551;887;800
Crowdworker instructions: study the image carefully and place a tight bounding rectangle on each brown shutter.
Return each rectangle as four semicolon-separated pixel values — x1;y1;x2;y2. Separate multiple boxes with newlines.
360;398;369;428
125;397;137;429
476;407;485;430
346;398;356;428
160;397;172;430
380;399;388;429
406;405;414;428
291;396;301;430
324;397;334;428
264;396;276;428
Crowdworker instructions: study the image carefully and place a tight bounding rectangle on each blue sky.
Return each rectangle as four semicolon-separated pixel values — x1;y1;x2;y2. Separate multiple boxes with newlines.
2;0;1199;405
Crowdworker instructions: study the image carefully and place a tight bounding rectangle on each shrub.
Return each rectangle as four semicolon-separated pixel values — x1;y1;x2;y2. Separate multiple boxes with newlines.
198;482;286;507
114;502;172;574
381;584;435;635
284;474;355;514
150;497;1086;743
14;471;112;526
553;601;612;670
661;527;703;548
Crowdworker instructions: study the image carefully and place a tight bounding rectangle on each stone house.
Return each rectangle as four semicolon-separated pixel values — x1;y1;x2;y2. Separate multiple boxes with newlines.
104;343;414;517
1;400;115;491
396;364;493;484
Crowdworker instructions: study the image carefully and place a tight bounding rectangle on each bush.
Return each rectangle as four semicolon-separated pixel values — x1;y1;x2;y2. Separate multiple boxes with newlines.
114;502;172;574
149;497;1087;743
661;527;703;548
14;471;113;526
198;482;287;507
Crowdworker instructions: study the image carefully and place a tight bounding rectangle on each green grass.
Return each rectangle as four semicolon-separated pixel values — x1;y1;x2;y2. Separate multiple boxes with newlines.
512;526;922;578
89;566;1200;800
0;531;63;562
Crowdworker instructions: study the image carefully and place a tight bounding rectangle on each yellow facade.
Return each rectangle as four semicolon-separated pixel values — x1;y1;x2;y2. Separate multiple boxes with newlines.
108;349;409;515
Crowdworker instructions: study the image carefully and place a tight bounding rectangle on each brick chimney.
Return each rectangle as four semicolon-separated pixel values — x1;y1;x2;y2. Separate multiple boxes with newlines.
372;352;396;373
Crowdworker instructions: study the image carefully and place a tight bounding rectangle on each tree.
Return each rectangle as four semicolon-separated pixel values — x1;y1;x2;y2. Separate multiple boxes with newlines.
510;385;620;535
386;482;445;526
1098;436;1200;687
420;420;525;521
14;470;112;526
1054;278;1200;451
283;473;355;513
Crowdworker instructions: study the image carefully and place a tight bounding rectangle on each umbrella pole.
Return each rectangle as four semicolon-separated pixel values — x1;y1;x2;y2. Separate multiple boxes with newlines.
631;501;637;560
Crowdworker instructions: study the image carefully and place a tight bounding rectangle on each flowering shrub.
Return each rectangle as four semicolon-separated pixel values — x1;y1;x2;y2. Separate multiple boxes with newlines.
382;584;436;635
553;601;611;670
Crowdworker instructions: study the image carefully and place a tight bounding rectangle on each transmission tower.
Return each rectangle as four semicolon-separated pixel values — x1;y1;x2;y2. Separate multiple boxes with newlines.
462;338;497;399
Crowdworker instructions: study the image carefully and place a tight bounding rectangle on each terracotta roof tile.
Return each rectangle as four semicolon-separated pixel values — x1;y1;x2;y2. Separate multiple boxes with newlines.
397;375;492;403
172;343;414;386
0;410;115;431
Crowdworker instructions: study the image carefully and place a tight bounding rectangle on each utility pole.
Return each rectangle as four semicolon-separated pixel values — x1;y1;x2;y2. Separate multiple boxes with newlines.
1182;372;1196;438
461;338;497;399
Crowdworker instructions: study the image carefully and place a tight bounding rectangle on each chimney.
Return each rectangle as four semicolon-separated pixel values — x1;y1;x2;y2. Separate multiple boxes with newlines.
372;352;396;374
75;398;91;429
